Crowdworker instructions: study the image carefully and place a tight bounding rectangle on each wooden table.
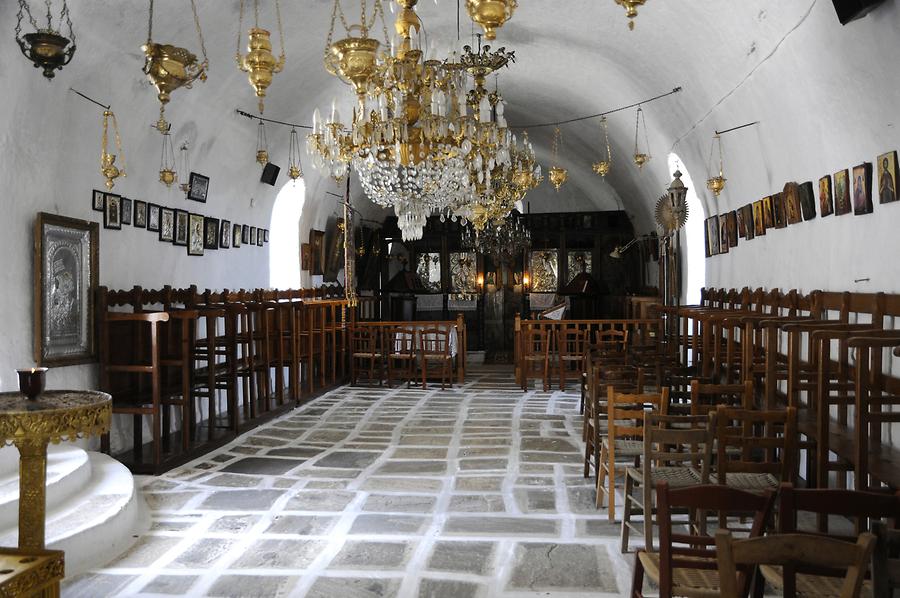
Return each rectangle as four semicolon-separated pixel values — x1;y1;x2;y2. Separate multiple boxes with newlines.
0;391;111;550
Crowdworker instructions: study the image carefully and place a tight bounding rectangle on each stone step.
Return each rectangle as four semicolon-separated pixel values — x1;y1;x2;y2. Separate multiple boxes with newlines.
0;451;145;577
0;445;91;531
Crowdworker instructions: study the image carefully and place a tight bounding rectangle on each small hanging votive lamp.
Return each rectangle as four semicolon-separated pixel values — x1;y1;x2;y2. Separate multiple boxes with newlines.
178;142;191;196
15;0;77;79
100;109;126;190
236;0;286;114
288;127;304;181
159;130;177;187
633;106;651;169
706;133;727;196
614;0;647;30
592;116;612;177
142;0;209;134
549;126;568;192
256;120;269;165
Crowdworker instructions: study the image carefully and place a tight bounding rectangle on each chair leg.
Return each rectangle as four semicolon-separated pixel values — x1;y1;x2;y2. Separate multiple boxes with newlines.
596;444;608;509
630;552;646;598
642;482;653;553
583;432;592;478
607;463;616;522
621;473;633;553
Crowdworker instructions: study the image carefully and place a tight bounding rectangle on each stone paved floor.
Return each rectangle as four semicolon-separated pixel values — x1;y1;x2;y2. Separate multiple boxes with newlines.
65;366;634;597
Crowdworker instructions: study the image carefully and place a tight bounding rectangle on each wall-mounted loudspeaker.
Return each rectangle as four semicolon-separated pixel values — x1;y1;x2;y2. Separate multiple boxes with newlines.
261;163;280;186
831;0;885;24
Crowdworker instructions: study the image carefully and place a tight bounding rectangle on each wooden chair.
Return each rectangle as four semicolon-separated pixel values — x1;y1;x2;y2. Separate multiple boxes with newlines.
386;326;417;388
715;530;875;598
714;405;797;492
622;413;714;553
583;362;644;476
420;326;453;390
595;328;629;354
690;380;754;418
630;481;776;598
597;387;670;519
522;326;551;392
872;521;900;598
350;326;383;386
556;324;587;391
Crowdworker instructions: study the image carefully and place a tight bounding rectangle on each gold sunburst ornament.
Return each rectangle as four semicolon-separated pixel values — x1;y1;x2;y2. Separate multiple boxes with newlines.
614;0;647;30
706;133;727;196
237;0;286;114
592;116;612;177
466;0;517;41
142;0;209;134
549;126;568;192
100;110;125;191
633;106;651;169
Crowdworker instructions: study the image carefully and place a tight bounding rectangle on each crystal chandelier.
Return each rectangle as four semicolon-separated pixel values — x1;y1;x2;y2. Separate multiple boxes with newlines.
142;0;208;134
461;211;531;264
309;0;521;242
236;0;286;114
15;0;76;80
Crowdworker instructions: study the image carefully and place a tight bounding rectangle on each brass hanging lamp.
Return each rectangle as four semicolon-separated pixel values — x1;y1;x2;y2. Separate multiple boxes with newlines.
15;0;76;79
255;120;269;165
633;105;651;169
592;116;612;177
288;127;304;180
465;0;517;41
159;130;177;187
548;126;568;192
142;0;209;134
323;0;387;100
614;0;647;30
706;133;727;196
178;142;191;196
236;0;286;114
100;109;126;191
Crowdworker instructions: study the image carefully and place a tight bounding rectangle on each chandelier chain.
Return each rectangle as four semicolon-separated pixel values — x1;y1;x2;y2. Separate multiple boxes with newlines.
275;0;286;62
253;0;259;28
16;1;39;32
147;0;154;44
237;0;244;59
190;0;208;67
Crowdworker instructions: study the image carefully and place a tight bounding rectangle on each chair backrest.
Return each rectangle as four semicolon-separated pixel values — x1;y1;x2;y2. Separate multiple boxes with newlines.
655;481;776;598
778;483;900;536
872;521;900;597
352;327;380;353
690;380;754;417
595;328;629;353
715;530;876;598
715;405;798;486
642;413;714;484
524;326;551;358
607;387;670;444
558;325;587;358
420;327;450;356
390;326;416;355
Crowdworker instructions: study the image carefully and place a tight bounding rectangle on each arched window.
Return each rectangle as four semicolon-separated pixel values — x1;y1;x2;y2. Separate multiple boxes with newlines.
269;179;305;288
668;153;705;305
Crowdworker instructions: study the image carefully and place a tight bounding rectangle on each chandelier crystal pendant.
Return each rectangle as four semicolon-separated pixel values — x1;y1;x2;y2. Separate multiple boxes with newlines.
288;127;304;180
705;132;727;196
15;0;76;80
465;0;517;41
614;0;647;30
236;0;287;114
633;105;651;169
592;116;612;177
549;126;568;192
461;211;531;264
159;130;177;187
256;120;269;165
142;0;209;134
100;110;125;191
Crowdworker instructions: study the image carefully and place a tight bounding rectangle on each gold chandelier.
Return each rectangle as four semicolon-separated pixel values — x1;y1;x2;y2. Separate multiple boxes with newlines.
236;0;286;114
466;0;517;41
549;126;568;191
615;0;647;30
633;105;651;169
592;116;612;177
100;109;125;191
142;0;209;134
15;0;76;80
706;132;727;196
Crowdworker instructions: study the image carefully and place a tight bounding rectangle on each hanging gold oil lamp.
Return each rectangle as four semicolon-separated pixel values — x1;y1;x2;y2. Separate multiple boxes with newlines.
592;116;612;177
142;0;209;134
615;0;647;30
323;0;385;100
633;106;651;169
288;127;304;180
100;110;126;190
178;142;191;196
466;0;517;41
159;130;177;187
15;0;77;79
706;132;727;196
236;0;286;114
256;120;269;165
548;126;568;192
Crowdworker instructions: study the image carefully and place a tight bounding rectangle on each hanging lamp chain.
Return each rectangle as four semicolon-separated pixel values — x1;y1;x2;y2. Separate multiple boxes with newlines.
191;0;208;67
